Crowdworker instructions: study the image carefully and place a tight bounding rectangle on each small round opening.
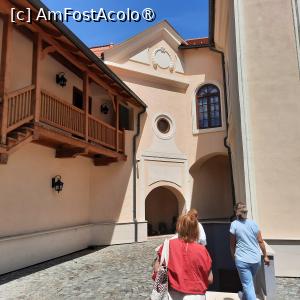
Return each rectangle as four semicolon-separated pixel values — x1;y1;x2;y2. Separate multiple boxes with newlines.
157;118;170;134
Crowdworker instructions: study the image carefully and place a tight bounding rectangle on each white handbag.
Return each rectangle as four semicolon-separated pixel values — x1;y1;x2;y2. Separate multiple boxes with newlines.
150;239;170;300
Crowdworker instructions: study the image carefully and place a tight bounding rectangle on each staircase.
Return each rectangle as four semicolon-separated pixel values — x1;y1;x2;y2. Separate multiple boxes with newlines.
5;123;35;151
0;123;36;163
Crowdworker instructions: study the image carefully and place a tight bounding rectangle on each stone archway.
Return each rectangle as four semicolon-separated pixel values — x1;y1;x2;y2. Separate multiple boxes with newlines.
190;154;233;220
145;185;184;236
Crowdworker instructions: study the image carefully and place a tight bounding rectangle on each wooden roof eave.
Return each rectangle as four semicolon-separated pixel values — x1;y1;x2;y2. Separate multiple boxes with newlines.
1;0;147;109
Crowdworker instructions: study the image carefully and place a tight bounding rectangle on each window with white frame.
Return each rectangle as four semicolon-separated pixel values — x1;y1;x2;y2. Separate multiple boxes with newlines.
196;84;222;129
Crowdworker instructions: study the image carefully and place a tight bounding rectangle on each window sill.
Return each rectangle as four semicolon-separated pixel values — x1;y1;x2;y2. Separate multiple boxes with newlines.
192;126;225;135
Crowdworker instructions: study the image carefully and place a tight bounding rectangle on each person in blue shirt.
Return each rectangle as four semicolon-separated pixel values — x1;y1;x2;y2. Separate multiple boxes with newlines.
230;202;270;300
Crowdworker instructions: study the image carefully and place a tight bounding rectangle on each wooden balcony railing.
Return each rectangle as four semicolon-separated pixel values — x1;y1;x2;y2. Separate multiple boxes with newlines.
1;86;125;153
40;89;85;137
40;89;125;153
88;114;116;150
7;85;35;132
118;130;125;152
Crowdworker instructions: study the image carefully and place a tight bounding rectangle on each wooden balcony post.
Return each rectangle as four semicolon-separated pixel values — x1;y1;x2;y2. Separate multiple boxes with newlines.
0;16;12;144
83;73;89;141
32;32;41;122
115;96;119;151
122;128;125;153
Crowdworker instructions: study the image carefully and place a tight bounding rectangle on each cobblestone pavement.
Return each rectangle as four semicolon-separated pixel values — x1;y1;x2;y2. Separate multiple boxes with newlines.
0;237;299;300
0;237;165;300
276;277;300;300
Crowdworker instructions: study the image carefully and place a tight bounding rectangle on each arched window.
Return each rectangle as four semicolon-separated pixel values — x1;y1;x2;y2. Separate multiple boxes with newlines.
196;84;222;129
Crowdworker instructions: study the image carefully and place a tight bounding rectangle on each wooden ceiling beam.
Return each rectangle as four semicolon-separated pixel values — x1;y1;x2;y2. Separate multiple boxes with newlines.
39;23;62;38
54;37;79;52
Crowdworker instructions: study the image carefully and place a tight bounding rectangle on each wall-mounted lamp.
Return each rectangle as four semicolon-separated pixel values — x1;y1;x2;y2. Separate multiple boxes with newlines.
52;175;64;193
56;72;67;87
100;103;109;115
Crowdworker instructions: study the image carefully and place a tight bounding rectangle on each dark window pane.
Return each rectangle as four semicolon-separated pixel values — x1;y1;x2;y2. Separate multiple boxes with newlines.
196;84;221;129
119;105;130;130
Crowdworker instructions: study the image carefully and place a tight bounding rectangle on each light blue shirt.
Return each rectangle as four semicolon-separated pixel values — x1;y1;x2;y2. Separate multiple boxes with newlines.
230;219;261;263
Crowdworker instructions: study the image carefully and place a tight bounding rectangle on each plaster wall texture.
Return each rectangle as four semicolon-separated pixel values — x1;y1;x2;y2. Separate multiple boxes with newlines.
8;27;33;92
119;45;227;167
213;0;300;276
239;0;300;239
90;130;135;223
0;143;91;237
39;52;116;126
190;155;232;219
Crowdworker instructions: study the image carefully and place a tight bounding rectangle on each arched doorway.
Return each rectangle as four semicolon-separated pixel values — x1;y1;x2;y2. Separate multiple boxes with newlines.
190;154;233;220
145;186;184;236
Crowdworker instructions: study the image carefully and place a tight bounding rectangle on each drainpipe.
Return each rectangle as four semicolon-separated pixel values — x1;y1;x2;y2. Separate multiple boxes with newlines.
133;106;146;242
208;0;236;215
209;46;236;212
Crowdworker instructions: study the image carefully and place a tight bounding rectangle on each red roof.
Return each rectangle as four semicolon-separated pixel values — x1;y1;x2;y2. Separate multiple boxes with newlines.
90;44;114;57
90;37;209;57
185;37;209;46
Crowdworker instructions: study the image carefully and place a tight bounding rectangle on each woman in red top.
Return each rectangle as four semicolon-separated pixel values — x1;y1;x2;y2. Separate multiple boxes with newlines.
154;213;213;299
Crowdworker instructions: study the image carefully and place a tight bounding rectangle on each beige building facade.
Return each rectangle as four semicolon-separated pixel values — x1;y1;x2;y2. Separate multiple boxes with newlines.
0;0;298;286
212;0;300;277
97;20;233;234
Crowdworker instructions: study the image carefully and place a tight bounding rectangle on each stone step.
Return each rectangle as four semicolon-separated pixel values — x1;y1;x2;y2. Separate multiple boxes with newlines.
206;291;239;300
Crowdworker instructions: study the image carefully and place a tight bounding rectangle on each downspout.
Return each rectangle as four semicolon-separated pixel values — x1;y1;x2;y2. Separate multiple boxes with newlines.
210;47;236;212
209;0;236;213
133;106;146;242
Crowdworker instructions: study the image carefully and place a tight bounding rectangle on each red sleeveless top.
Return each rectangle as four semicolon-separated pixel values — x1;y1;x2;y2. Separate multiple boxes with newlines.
156;238;212;295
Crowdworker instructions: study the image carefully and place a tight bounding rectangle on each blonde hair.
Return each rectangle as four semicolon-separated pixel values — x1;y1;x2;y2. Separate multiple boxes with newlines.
177;213;199;243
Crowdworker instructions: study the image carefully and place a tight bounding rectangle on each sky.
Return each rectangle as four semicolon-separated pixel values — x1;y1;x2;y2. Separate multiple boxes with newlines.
42;0;209;47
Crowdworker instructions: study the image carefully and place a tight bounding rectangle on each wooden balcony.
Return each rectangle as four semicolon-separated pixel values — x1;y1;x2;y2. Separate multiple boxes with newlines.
0;85;126;164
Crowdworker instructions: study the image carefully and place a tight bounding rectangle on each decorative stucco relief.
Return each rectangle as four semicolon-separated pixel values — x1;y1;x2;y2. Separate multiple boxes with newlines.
152;47;175;72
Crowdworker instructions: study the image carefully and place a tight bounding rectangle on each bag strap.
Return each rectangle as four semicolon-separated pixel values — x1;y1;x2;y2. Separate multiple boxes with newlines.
160;239;170;267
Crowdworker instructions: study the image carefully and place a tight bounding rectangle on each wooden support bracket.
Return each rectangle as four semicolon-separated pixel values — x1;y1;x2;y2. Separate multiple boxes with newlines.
41;45;56;60
56;146;87;158
0;153;8;164
94;156;118;166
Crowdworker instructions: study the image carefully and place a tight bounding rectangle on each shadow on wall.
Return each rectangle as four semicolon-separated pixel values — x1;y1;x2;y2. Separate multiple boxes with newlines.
89;111;147;244
190;154;233;220
145;185;185;236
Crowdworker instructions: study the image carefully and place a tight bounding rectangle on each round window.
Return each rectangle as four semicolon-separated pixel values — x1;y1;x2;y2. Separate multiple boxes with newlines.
152;113;175;140
157;118;170;134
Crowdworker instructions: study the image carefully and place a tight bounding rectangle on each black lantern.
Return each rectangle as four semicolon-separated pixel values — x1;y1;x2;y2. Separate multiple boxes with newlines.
56;72;67;87
52;175;64;193
100;103;109;114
